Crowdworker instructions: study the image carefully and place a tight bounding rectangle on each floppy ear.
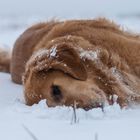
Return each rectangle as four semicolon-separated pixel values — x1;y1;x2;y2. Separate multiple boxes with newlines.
25;44;87;81
50;44;87;80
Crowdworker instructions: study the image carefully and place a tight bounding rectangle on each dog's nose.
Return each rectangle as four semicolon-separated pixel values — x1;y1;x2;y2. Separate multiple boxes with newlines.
51;85;63;102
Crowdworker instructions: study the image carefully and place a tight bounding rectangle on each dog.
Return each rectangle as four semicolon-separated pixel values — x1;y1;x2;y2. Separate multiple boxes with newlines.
1;18;140;110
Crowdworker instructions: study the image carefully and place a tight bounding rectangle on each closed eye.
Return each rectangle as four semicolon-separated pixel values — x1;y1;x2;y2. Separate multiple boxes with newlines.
51;85;63;102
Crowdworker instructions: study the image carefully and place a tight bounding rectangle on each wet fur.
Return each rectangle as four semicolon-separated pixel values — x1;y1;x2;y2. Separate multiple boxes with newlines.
1;18;140;109
0;48;10;73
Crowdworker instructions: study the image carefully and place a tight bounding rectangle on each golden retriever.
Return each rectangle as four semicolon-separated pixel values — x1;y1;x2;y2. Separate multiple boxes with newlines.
1;18;140;110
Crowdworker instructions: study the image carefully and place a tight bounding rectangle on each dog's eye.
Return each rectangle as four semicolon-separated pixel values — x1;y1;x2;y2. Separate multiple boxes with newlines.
51;85;63;102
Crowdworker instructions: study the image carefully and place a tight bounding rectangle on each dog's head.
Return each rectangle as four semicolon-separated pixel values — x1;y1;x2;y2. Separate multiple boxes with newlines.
23;40;106;110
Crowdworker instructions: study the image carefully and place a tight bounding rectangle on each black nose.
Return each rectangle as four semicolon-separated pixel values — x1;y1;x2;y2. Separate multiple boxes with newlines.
51;85;63;102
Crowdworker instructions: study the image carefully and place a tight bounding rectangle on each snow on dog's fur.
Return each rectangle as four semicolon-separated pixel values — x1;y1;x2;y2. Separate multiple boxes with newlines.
1;18;140;110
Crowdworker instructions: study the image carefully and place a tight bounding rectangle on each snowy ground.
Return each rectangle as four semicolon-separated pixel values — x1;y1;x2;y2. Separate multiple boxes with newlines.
0;16;140;140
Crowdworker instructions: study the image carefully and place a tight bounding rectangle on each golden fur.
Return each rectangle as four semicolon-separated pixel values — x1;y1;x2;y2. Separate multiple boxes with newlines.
0;47;10;73
1;18;140;110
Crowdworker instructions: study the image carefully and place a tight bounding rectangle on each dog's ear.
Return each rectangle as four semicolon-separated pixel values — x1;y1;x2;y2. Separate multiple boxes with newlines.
25;44;87;81
50;44;87;80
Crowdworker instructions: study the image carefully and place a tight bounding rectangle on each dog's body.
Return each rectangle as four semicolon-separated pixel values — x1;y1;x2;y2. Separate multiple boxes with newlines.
1;18;140;109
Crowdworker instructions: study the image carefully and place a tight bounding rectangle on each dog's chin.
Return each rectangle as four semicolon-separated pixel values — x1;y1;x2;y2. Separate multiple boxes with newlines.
82;103;105;111
46;100;105;111
78;99;106;111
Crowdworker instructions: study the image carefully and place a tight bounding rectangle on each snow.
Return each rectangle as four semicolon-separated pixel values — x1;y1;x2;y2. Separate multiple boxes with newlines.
1;11;140;140
1;72;140;140
80;48;99;61
50;46;57;58
27;48;49;68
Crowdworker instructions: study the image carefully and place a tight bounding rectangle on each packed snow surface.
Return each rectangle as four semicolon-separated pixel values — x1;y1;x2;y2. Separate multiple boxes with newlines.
1;73;140;140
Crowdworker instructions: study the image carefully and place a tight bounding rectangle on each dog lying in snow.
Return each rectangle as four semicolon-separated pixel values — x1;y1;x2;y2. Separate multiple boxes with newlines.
1;18;140;110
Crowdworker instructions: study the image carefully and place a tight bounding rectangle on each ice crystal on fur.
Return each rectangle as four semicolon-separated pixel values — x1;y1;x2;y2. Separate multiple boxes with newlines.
50;45;57;58
79;48;99;61
112;94;118;103
66;35;72;40
110;67;122;80
110;67;140;99
31;49;49;61
26;49;49;66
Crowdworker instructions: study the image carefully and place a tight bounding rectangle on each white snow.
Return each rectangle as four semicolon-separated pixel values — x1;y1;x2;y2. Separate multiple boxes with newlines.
1;72;140;140
0;73;140;140
80;48;99;61
0;13;140;140
28;49;49;65
50;46;57;58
